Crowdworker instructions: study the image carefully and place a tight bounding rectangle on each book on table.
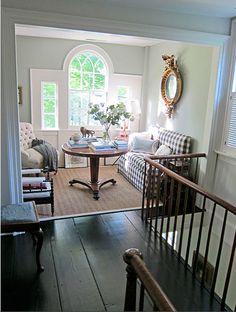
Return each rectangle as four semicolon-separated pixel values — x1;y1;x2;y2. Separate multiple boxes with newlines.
68;140;89;148
81;137;98;143
113;139;128;149
90;140;116;151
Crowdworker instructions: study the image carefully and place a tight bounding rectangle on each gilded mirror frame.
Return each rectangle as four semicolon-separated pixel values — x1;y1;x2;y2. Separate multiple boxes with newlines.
161;55;183;118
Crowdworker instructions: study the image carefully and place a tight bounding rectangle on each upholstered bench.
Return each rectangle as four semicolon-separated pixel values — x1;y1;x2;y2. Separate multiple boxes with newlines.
1;201;44;272
118;128;192;191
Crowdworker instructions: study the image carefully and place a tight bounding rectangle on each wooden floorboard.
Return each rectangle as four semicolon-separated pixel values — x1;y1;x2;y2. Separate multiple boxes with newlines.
44;218;105;312
74;214;128;311
1;210;222;311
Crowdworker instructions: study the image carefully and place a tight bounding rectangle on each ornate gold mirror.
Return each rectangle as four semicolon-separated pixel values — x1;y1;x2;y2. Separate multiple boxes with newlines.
161;54;182;118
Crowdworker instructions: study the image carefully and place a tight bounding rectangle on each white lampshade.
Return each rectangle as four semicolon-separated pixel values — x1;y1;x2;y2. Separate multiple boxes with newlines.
129;99;141;115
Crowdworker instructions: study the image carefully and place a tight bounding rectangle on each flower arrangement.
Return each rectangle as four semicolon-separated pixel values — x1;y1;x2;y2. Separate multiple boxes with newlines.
88;102;133;140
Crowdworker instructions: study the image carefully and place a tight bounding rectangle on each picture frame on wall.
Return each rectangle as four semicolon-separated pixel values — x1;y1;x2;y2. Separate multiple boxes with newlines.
65;154;88;168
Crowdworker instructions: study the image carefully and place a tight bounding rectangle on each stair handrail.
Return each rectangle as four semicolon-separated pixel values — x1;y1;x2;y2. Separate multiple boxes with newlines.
123;248;176;312
144;156;236;215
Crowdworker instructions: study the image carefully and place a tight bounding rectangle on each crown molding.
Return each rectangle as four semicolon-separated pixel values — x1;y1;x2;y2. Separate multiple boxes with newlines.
3;7;229;46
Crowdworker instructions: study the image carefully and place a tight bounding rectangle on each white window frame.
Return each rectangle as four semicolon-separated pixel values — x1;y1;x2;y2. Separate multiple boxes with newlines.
68;50;108;128
41;81;58;130
64;44;113;130
222;42;236;156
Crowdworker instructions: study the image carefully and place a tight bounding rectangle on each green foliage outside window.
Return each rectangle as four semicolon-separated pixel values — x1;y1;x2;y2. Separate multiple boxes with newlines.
69;51;107;126
44;115;56;128
42;82;57;129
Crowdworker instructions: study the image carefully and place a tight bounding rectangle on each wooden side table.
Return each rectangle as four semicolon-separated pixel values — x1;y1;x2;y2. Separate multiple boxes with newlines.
1;201;44;273
62;143;128;199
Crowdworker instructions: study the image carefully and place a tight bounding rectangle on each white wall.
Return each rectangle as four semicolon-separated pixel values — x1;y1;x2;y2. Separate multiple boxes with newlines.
145;41;216;153
16;36;145;122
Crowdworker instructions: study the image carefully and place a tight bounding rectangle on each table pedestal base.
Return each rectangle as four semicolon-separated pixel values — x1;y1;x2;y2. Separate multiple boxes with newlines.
69;178;116;199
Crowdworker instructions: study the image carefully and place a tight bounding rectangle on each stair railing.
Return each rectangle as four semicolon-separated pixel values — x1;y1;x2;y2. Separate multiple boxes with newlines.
142;155;236;310
123;248;176;312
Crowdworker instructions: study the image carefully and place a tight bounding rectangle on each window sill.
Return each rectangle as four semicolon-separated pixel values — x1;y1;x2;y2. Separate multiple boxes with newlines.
215;150;236;165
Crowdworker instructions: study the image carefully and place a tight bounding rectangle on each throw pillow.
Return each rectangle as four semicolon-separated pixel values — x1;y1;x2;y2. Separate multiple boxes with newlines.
21;150;29;162
132;137;159;154
152;139;160;153
128;131;152;149
155;144;172;156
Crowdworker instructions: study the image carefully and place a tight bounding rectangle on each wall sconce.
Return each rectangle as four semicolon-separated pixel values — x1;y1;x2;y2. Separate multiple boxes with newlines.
18;86;23;105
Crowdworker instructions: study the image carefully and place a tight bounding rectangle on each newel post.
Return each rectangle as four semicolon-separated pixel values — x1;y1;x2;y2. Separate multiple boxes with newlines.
123;248;143;311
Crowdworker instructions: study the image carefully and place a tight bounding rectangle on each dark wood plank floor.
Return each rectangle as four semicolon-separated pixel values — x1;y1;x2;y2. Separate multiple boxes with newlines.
1;210;222;311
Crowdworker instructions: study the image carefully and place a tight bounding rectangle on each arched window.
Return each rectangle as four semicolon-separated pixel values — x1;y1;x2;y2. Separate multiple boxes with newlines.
68;51;108;126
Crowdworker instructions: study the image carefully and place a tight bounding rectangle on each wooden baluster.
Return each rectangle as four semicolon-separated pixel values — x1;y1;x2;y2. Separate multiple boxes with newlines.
160;173;168;238
185;189;197;266
145;165;153;224
211;210;228;295
123;248;143;311
148;167;155;227
193;196;206;277
139;282;145;311
154;169;161;234
201;202;216;287
141;162;147;220
221;227;236;308
166;178;175;242
172;179;182;249
178;186;189;259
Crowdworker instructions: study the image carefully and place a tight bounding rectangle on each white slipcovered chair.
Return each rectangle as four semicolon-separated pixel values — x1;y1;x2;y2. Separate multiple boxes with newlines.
20;122;44;169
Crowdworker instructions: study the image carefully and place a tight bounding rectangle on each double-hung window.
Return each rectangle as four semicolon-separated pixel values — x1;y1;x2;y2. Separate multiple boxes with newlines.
41;82;58;129
68;51;107;127
224;58;236;154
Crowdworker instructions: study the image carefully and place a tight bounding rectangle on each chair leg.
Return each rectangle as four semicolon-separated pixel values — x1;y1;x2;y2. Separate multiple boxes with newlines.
33;228;44;273
31;233;37;246
51;202;54;216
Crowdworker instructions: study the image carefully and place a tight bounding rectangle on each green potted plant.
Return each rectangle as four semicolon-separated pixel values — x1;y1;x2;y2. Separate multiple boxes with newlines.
88;102;133;141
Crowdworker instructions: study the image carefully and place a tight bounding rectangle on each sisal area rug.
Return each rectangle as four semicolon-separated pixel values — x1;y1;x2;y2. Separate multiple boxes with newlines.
37;165;142;219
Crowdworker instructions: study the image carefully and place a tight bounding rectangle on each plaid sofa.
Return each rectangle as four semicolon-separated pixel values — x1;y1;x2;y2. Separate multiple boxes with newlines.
118;128;192;192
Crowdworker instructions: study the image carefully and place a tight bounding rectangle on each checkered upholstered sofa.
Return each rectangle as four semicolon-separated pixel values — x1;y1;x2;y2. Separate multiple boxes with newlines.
118;128;192;192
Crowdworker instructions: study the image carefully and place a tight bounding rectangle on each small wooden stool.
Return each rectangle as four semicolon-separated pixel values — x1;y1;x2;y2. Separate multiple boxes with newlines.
1;201;44;273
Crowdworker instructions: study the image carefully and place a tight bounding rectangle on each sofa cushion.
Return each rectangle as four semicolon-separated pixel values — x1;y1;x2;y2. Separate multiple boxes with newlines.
21;148;44;169
132;137;159;154
155;144;172;156
128;131;152;150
